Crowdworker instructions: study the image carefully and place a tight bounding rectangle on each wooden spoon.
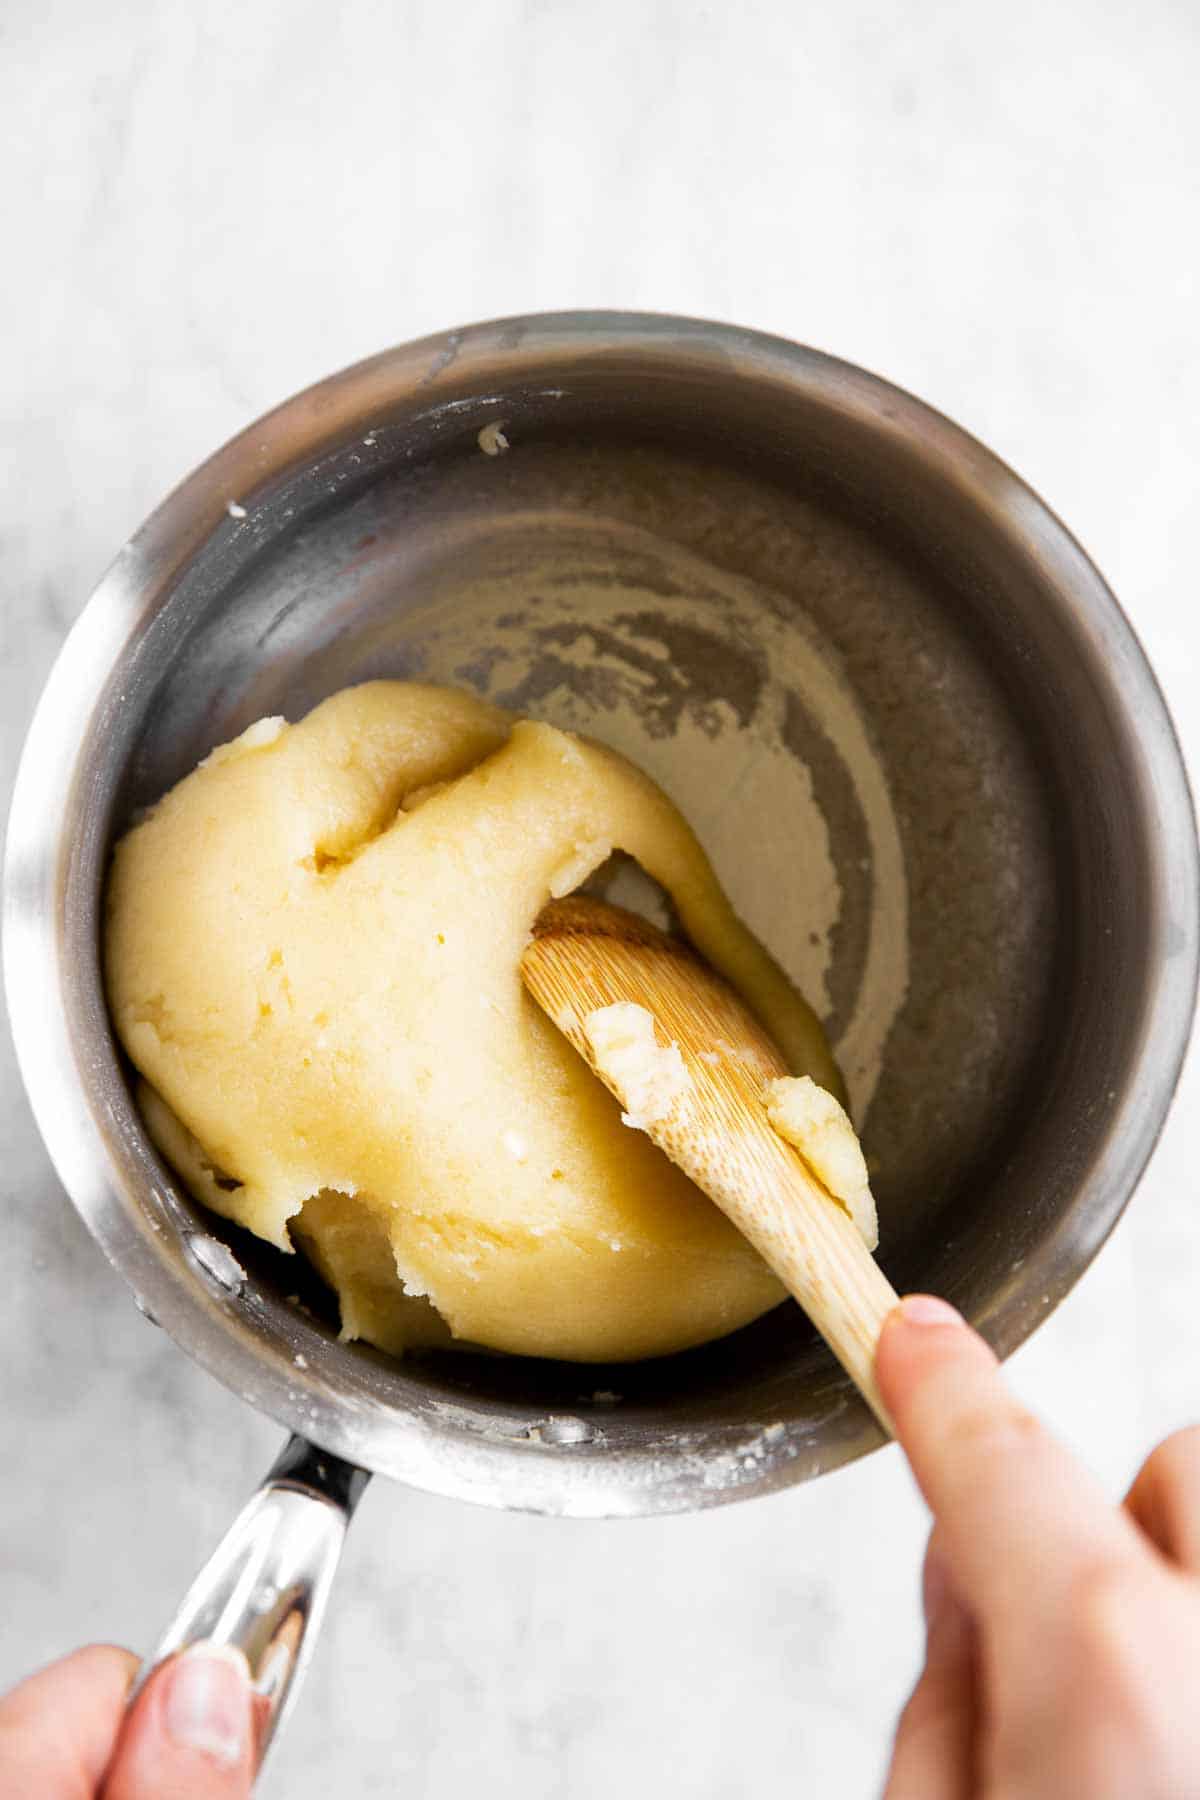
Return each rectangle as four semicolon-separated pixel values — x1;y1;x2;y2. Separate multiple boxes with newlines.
521;895;899;1429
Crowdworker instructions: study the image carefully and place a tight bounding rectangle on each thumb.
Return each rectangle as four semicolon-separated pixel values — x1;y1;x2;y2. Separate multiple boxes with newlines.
101;1642;255;1799
883;1542;976;1799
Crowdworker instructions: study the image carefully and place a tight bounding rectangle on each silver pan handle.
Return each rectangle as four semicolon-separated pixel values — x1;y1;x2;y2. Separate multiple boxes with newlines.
131;1435;370;1778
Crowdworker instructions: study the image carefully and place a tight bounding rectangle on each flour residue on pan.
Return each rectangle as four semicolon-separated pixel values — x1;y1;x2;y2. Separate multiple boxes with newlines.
411;524;909;1125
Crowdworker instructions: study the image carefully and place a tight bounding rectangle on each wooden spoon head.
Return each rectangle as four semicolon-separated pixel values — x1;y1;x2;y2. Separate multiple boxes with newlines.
526;894;781;1194
524;895;818;1200
529;895;788;1074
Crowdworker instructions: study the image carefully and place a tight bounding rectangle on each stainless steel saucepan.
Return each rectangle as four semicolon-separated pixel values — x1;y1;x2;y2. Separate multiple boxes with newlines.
6;312;1196;1776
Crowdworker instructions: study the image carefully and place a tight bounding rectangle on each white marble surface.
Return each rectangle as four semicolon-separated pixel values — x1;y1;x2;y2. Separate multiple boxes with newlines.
3;2;1200;1793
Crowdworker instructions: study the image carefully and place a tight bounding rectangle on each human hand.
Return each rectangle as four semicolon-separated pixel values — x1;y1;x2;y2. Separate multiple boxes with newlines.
879;1295;1200;1798
0;1640;255;1797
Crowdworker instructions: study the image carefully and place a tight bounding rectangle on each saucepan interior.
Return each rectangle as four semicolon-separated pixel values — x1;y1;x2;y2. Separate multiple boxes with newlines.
10;313;1195;1514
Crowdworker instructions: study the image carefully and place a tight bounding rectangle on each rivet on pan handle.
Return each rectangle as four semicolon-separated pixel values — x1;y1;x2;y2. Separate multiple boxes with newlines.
128;1435;370;1778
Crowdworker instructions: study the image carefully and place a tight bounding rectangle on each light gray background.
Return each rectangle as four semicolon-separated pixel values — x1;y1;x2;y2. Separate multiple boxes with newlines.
3;2;1199;1794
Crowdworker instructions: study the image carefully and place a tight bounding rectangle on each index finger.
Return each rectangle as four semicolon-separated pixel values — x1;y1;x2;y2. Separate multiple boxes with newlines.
876;1295;1144;1630
0;1645;137;1794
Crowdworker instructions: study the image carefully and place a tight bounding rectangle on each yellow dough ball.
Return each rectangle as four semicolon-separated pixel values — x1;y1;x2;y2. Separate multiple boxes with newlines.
106;682;840;1362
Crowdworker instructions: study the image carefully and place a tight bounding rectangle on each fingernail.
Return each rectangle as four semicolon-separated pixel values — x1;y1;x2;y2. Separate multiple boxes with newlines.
163;1642;250;1767
899;1294;963;1329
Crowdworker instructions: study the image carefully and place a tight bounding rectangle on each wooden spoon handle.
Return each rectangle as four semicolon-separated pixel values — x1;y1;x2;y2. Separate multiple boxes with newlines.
724;1161;899;1431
